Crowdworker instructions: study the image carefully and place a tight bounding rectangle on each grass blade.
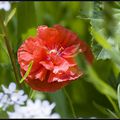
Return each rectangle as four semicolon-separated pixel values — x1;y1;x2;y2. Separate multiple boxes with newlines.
20;61;33;83
4;8;16;26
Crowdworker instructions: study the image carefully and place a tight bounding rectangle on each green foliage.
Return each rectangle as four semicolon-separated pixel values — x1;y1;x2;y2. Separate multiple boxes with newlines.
16;2;37;46
87;64;117;100
22;28;36;41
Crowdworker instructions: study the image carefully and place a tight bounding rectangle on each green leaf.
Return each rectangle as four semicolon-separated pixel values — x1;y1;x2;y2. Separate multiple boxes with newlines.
91;27;120;66
4;8;16;26
90;18;111;60
95;37;117;60
20;61;33;83
91;28;112;50
90;25;111;60
87;64;117;100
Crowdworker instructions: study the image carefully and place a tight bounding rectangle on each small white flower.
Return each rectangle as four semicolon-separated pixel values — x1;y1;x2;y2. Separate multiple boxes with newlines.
8;99;61;118
0;1;11;11
0;82;28;110
2;82;16;94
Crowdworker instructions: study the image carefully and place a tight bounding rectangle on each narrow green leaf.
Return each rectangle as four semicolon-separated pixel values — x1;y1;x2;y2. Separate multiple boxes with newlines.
20;61;33;83
29;89;35;99
4;8;16;26
91;27;112;50
106;95;119;114
93;102;119;118
87;64;117;100
117;84;120;110
93;102;113;117
106;109;119;119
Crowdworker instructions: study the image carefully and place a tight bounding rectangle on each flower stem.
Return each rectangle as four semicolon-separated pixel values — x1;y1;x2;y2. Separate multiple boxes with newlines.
63;88;77;118
0;14;21;89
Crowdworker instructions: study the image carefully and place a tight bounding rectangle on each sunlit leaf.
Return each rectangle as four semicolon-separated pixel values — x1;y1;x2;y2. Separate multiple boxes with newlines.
91;28;112;50
4;8;16;26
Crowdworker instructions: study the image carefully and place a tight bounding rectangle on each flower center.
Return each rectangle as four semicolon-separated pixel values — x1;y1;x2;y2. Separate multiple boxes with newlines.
49;49;57;54
48;46;64;56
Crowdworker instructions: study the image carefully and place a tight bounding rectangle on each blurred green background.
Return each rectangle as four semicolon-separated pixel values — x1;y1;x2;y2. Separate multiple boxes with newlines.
1;1;120;118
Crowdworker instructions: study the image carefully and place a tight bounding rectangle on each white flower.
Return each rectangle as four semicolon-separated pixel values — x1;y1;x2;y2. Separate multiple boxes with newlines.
0;82;28;110
0;1;11;11
8;99;61;118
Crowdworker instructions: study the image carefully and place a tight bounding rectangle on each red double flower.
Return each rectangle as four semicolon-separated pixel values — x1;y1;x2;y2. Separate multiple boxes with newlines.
17;25;94;92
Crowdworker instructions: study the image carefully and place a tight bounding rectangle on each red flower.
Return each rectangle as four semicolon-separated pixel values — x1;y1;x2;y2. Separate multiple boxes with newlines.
17;25;94;92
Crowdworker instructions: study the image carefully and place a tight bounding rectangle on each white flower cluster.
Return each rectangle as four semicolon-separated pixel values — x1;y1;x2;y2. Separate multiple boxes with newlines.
0;82;61;118
0;1;11;11
8;99;60;118
0;82;27;110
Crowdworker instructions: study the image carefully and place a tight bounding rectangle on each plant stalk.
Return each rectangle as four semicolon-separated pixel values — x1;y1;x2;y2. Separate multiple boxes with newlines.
0;14;21;88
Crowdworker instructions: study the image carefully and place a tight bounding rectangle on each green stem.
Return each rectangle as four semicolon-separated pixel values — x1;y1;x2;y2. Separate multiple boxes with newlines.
0;14;21;89
63;88;77;118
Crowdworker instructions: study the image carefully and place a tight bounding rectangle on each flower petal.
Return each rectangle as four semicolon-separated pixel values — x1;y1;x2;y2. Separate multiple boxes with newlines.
48;66;83;82
79;40;94;64
49;54;69;74
34;67;47;81
61;44;79;58
39;60;54;70
8;82;16;92
24;77;70;92
54;24;80;47
37;26;60;49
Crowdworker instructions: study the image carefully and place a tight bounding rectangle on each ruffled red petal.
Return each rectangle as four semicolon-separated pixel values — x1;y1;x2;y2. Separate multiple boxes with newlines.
48;66;83;83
